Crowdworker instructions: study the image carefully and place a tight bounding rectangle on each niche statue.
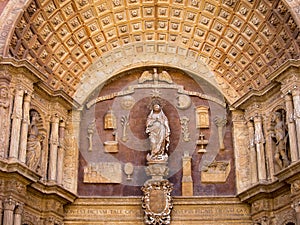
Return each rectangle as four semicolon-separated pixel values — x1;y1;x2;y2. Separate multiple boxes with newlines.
146;100;170;161
26;111;43;172
272;111;289;169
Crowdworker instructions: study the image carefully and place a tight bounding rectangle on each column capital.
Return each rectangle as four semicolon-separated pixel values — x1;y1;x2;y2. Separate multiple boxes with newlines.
51;114;60;124
213;116;227;127
3;198;16;211
231;109;245;123
14;203;24;215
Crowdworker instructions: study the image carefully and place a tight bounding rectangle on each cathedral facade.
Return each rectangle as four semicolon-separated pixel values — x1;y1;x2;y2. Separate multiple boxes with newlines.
0;0;299;224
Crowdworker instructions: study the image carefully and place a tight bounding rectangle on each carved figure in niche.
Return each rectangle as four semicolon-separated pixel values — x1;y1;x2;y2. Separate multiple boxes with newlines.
0;85;10;157
146;100;170;160
0;85;9;109
26;110;43;172
272;111;289;169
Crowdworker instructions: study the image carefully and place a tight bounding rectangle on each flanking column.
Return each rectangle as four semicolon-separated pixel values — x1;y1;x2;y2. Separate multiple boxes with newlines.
13;203;23;225
291;89;300;158
254;115;267;181
247;121;258;184
9;87;24;160
48;114;59;182
3;198;15;225
284;94;298;162
57;120;65;185
18;93;31;163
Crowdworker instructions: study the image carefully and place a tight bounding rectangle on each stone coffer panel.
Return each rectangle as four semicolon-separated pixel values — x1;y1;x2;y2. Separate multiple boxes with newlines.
78;67;236;196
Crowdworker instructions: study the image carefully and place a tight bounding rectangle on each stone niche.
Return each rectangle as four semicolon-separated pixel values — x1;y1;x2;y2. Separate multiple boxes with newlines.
78;67;236;197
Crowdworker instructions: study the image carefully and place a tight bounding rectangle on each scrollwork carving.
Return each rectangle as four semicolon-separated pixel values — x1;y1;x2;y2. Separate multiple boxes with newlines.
141;180;173;225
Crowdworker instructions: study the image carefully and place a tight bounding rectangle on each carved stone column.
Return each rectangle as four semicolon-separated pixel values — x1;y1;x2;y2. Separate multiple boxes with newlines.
214;116;227;150
9;87;24;160
247;121;258;184
292;89;300;158
3;198;15;225
262;114;274;181
253;115;267;181
57;120;65;185
13;203;23;225
48;114;59;182
284;94;298;162
18;93;31;163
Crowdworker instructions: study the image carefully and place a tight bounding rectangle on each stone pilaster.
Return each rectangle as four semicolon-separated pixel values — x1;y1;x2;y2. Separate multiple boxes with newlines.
9;87;24;160
57;120;65;185
48;114;59;182
3;198;16;225
291;88;300;159
284;94;298;162
0;79;11;159
262;114;275;181
246;121;257;185
18;93;31;163
253;115;267;181
232;110;251;192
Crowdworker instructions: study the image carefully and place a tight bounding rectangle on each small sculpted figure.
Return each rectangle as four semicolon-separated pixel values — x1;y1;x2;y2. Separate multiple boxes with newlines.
26;111;43;171
146;100;170;160
272;111;289;169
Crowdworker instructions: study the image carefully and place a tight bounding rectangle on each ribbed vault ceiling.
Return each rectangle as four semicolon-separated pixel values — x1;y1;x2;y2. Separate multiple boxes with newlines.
3;0;300;103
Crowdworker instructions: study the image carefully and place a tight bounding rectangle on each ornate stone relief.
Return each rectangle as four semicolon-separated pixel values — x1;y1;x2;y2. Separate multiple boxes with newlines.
120;115;129;142
214;116;227;150
201;161;231;183
124;162;134;180
180;116;191;142
83;162;122;183
195;106;210;128
87;120;95;152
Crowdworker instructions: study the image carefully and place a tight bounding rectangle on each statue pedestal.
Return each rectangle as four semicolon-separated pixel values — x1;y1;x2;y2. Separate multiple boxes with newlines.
142;157;173;224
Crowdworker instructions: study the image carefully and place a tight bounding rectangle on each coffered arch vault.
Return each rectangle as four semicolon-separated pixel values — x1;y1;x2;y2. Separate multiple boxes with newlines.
0;0;299;105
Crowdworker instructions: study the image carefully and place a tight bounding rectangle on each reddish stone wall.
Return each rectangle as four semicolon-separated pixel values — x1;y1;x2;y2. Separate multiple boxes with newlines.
78;67;236;196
